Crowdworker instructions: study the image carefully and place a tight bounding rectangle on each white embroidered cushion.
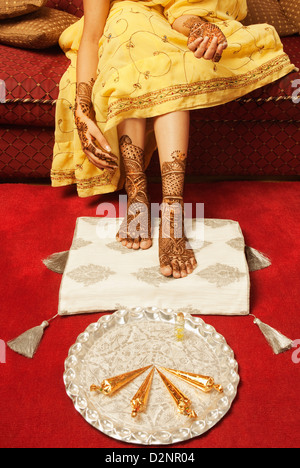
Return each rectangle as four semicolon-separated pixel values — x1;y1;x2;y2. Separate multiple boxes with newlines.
57;217;250;316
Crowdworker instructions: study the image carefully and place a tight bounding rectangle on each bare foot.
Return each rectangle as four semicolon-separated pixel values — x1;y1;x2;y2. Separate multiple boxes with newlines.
116;135;152;250
159;200;197;278
116;197;152;250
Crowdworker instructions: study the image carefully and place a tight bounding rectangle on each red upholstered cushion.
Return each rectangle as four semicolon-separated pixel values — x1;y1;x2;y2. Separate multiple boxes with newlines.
0;125;53;179
147;119;300;178
46;0;83;17
0;44;70;126
1;119;299;181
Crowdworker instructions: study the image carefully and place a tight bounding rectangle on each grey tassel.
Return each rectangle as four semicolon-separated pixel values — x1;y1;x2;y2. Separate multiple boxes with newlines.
7;321;50;358
251;315;294;354
43;251;69;274
245;246;271;272
7;314;58;358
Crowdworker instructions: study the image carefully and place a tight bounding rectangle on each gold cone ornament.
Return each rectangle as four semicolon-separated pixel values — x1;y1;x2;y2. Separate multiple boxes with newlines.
156;368;197;418
160;367;223;393
131;367;155;417
90;365;153;395
175;312;185;341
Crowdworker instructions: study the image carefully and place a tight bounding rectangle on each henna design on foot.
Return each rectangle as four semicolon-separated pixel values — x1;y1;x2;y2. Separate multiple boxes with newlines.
117;135;152;250
159;152;197;278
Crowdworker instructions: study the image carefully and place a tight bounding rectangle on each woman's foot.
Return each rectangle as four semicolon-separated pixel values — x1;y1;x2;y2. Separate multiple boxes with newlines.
116;135;152;250
159;200;197;278
159;150;197;278
116;198;152;250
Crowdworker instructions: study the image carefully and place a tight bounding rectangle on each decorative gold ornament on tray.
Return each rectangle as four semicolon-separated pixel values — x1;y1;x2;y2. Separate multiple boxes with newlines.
175;312;185;341
156;367;197;418
131;367;155;418
90;365;153;395
160;367;223;393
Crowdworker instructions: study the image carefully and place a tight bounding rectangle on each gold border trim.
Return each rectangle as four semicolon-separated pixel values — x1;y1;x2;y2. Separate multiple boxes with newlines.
106;54;292;120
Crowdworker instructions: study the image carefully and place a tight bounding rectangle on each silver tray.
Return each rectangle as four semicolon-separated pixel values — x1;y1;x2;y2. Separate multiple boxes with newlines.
63;308;240;445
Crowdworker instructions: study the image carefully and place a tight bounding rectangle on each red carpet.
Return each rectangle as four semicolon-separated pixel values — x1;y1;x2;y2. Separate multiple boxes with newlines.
0;181;299;448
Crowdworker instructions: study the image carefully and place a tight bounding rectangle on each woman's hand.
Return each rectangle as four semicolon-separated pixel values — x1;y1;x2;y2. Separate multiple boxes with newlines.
187;21;228;62
74;79;118;171
74;108;118;171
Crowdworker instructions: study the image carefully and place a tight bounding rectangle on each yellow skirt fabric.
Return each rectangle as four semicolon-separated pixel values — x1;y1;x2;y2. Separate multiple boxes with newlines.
51;0;296;197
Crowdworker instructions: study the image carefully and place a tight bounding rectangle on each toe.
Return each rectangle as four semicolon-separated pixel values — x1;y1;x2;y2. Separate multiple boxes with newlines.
140;238;152;250
122;238;133;248
132;239;140;250
171;260;181;278
185;260;194;274
178;261;187;278
126;237;134;249
160;263;173;277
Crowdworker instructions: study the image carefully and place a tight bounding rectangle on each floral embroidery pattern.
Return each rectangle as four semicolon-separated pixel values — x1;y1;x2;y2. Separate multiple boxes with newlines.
226;237;245;251
197;263;246;287
106;55;290;120
131;266;174;288
71;238;93;250
67;264;116;287
106;241;133;254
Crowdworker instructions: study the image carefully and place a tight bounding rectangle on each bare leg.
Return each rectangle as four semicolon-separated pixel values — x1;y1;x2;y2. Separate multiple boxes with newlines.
154;110;197;278
116;118;152;250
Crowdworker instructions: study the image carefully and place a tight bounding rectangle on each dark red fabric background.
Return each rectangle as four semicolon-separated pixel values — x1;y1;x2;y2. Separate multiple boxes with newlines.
0;181;299;448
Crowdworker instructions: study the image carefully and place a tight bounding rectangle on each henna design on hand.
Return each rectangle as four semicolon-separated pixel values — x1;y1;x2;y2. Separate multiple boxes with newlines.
185;18;227;62
188;21;227;47
75;77;96;119
159;152;197;277
74;78;118;169
117;135;151;245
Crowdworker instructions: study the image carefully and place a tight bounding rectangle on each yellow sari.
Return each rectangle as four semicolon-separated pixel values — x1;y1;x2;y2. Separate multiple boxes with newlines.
51;0;296;197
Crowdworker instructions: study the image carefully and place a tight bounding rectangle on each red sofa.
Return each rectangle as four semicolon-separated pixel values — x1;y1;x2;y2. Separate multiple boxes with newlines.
0;0;300;182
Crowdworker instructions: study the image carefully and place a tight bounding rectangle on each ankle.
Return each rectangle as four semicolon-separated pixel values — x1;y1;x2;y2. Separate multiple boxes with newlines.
162;196;184;207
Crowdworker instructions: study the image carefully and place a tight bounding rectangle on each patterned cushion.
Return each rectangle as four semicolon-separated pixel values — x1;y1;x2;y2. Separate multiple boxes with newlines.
280;0;300;34
1;118;299;181
0;43;69;126
46;0;83;17
0;126;53;179
243;0;299;36
0;7;79;49
0;0;47;19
